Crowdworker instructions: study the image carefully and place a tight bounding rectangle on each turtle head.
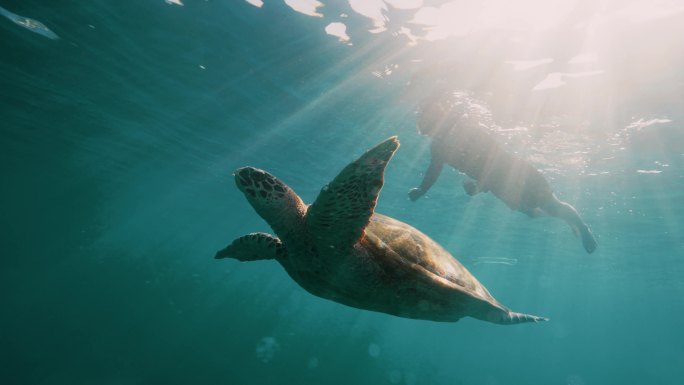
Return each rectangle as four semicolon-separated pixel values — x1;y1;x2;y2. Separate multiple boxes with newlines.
234;167;307;237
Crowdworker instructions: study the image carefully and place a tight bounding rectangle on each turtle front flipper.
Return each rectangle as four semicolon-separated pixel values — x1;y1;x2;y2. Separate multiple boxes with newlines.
215;232;286;261
306;136;399;250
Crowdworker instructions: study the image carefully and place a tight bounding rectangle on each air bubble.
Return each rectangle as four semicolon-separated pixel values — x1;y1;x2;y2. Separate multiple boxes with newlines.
368;343;380;357
387;370;402;384
307;357;319;369
255;337;280;363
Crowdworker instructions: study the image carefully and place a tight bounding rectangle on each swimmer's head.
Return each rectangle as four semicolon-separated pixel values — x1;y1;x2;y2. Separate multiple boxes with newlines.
415;92;467;137
415;91;492;137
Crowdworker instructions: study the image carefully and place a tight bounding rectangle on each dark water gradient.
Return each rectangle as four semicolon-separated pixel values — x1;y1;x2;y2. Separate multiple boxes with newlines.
2;1;684;385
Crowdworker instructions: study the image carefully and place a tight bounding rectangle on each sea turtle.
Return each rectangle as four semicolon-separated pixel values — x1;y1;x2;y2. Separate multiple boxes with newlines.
215;136;547;325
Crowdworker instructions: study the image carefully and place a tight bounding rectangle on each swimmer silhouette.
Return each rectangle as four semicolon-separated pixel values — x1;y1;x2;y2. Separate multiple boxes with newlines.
409;92;597;254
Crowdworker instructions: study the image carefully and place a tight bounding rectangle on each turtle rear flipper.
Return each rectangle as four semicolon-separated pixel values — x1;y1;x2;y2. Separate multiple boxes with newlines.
579;226;598;254
215;232;286;261
474;305;549;325
498;311;549;325
462;179;480;196
306;136;399;251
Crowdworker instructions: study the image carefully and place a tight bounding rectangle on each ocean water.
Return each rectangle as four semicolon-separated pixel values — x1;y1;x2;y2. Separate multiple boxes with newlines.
2;1;683;384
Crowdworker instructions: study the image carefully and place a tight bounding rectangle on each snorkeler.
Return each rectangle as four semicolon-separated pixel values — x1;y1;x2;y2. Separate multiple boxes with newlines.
408;92;598;254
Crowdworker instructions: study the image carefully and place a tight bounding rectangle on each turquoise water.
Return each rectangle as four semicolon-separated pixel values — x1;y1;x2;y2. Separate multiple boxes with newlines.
2;1;683;384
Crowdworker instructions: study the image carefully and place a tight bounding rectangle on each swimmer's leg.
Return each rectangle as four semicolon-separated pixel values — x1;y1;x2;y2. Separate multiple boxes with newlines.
521;207;546;218
542;195;598;254
463;179;482;196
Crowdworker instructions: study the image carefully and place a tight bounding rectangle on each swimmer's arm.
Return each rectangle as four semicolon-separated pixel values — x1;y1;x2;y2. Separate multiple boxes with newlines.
408;154;444;201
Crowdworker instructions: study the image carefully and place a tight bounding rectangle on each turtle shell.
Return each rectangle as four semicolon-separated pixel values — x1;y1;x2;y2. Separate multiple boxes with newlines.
348;213;510;322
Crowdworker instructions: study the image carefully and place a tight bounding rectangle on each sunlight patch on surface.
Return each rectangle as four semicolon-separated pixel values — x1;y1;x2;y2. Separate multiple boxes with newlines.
568;52;598;65
411;0;580;41
244;0;264;8
285;0;324;18
504;58;553;71
385;0;423;10
349;0;388;33
385;0;423;9
341;0;684;41
606;0;684;24
532;70;605;91
626;118;673;131
325;22;351;43
371;64;399;78
396;26;419;46
411;4;476;40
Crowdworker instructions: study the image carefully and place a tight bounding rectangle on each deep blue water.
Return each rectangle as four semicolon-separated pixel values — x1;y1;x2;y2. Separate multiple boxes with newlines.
2;1;683;384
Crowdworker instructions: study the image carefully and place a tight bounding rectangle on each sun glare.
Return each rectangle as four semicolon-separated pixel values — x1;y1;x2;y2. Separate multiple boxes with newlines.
244;0;263;8
240;0;683;176
325;22;351;44
284;0;324;18
411;0;580;40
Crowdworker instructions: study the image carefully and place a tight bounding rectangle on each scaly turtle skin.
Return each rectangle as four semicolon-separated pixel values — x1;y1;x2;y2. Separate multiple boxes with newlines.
216;137;547;325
